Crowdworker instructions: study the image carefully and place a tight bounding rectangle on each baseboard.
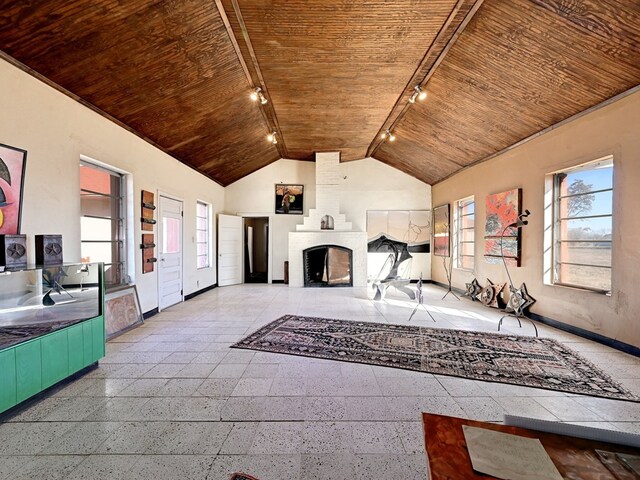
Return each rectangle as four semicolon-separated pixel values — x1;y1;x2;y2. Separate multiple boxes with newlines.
143;308;159;320
429;282;640;358
184;283;218;301
430;280;466;295
271;279;285;284
528;312;640;358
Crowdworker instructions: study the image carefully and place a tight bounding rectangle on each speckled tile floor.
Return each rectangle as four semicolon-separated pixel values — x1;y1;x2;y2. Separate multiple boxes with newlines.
1;284;639;479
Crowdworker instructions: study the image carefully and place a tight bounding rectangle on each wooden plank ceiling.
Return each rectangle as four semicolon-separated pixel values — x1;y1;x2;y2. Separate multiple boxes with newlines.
0;0;280;186
0;1;639;185
373;0;640;184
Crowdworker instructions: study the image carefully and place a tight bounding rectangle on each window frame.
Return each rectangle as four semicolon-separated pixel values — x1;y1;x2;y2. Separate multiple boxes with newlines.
454;195;475;271
550;156;613;294
196;200;211;270
79;161;127;287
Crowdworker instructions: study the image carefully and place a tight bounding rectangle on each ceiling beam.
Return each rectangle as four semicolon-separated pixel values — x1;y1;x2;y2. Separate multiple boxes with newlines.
216;0;289;158
366;0;485;159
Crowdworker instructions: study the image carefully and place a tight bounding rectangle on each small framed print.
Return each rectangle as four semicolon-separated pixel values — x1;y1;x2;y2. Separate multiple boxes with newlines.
275;184;303;214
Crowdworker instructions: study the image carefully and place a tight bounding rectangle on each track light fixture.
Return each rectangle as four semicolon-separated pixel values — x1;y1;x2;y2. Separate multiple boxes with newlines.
408;84;427;104
250;87;268;105
267;131;278;145
380;129;396;142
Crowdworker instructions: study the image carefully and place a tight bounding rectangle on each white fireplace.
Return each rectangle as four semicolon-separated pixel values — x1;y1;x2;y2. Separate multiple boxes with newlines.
288;152;368;287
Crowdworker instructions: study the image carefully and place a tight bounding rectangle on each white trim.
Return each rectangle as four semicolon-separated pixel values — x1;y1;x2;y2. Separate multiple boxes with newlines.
544;156;614;293
79;156;131;285
196;199;212;270
239;212;272;284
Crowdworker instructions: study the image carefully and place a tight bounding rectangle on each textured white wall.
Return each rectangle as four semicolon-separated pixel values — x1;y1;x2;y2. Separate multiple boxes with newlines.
0;58;225;313
432;89;640;348
225;157;432;280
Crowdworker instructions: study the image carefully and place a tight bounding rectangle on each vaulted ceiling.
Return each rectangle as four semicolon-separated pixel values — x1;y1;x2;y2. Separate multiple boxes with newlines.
0;1;638;186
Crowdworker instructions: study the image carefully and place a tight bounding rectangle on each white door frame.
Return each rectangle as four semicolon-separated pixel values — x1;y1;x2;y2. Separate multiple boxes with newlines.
240;212;272;284
218;214;244;286
157;191;184;311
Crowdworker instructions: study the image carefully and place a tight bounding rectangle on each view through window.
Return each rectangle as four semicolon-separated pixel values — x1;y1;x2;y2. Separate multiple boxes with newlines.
553;157;613;292
455;196;475;270
80;162;126;286
196;201;210;269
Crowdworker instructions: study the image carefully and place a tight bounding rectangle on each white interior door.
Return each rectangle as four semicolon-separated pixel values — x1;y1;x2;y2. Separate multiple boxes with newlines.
218;214;243;286
158;195;183;309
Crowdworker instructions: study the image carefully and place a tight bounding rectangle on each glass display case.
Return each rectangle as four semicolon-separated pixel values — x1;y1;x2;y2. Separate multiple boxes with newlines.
0;262;105;414
0;262;103;350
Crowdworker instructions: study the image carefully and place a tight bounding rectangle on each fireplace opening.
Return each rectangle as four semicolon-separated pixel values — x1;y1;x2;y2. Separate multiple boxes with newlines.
303;245;352;287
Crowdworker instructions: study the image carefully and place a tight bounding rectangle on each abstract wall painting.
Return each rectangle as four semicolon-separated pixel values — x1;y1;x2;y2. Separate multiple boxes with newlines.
275;184;303;214
484;188;522;266
366;210;431;253
433;204;450;257
366;210;431;282
0;143;27;235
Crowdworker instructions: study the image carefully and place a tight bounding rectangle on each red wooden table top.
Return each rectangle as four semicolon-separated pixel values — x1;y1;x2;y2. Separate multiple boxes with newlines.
422;413;640;479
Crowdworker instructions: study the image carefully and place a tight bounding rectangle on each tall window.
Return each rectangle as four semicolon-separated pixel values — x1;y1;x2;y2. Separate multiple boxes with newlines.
196;201;210;269
455;196;475;269
552;157;613;292
80;162;125;286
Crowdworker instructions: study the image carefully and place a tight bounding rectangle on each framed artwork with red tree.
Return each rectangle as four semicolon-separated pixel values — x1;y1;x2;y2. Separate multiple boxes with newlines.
484;188;522;266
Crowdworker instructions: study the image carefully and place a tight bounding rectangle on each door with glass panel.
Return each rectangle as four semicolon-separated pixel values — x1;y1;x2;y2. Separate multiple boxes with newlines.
158;195;183;310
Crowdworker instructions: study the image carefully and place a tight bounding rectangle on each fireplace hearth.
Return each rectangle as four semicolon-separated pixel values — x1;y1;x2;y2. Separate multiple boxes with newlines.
303;245;352;287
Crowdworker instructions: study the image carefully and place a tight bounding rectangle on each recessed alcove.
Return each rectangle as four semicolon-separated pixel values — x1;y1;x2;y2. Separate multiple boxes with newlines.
303;245;352;287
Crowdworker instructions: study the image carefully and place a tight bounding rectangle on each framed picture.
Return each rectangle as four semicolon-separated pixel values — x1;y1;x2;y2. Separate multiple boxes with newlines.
366;210;431;252
275;184;303;214
433;204;450;257
105;284;144;339
0;143;27;234
484;188;522;266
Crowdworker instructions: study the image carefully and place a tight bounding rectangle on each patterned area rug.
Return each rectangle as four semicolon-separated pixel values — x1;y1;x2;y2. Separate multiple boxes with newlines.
232;314;638;402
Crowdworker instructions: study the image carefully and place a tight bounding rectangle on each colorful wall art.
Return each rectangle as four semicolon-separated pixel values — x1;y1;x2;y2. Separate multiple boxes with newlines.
275;184;303;214
0;144;27;234
484;188;522;266
433;204;450;257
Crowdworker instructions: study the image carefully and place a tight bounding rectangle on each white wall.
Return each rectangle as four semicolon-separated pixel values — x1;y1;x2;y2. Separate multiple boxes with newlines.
431;88;640;348
0;58;225;313
225;157;432;280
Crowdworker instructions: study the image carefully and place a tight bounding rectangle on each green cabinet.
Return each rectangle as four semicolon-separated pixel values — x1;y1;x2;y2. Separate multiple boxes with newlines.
68;324;84;374
42;330;70;389
83;320;94;365
0;349;16;412
92;317;105;361
0;262;105;415
16;341;42;403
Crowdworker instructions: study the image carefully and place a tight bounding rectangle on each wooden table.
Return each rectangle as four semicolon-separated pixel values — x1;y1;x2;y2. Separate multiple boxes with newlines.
423;413;640;479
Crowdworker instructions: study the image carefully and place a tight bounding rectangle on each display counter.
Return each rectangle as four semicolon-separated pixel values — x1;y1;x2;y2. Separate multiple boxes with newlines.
0;262;105;414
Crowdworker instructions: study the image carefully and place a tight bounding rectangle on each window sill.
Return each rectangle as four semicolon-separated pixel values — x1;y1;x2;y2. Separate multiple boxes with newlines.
105;283;133;294
453;267;474;273
545;281;611;296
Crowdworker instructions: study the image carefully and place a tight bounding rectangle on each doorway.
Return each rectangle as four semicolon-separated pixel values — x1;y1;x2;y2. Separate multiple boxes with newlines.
158;194;183;310
244;217;269;283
